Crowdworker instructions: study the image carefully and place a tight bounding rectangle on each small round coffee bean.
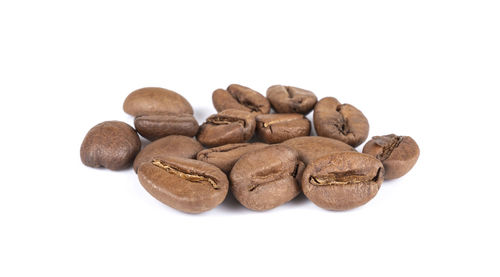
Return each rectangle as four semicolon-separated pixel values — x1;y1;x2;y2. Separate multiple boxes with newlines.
362;134;419;180
133;135;203;172
255;113;311;144
281;136;356;164
197;109;256;147
138;156;228;214
313;97;369;147
266;85;317;114
134;114;199;141
230;145;304;211
212;84;270;114
80;121;141;170
123;87;193;116
302;152;384;211
196;143;268;174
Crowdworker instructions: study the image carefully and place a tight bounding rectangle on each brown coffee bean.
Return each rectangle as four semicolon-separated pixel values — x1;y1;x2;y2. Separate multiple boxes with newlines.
133;135;203;172
362;134;419;180
266;85;317;114
138;156;228;214
134;114;199;141
196;143;268;173
313;97;369;147
212;84;270;114
123;87;193;116
230;145;304;211
255;113;311;144
302;152;384;211
281;136;356;164
80;121;141;170
197;109;256;147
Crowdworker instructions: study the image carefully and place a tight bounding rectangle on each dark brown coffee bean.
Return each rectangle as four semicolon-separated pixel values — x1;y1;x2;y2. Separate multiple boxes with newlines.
197;109;256;147
362;134;419;180
133;135;203;172
313;97;369;147
281;136;356;164
255;113;311;144
196;143;268;173
134;114;199;141
123;87;193;116
212;84;270;114
302;152;384;211
266;85;317;114
138;156;228;214
80;121;141;170
230;145;304;211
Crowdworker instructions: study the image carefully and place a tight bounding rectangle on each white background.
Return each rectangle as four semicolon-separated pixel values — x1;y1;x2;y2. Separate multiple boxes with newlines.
1;1;499;276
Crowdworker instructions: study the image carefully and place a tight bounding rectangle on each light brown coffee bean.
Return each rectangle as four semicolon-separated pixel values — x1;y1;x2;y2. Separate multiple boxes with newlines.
255;113;311;144
212;84;270;114
138;156;228;214
133;135;203;172
230;145;304;211
313;97;369;147
362;134;419;180
196;143;268;173
123;87;193;116
80;121;141;170
134;114;199;141
266;85;317;114
197;109;256;147
302;152;384;211
281;136;356;164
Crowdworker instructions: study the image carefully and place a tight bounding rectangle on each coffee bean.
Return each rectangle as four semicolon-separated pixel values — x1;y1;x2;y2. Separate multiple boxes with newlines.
196;143;268;173
313;97;369;147
138;156;228;214
212;84;270;114
255;113;311;143
80;121;141;170
266;85;317;114
123;87;193;116
281;136;356;164
362;134;419;180
230;145;304;211
134;114;199;141
197;109;256;147
302;152;384;211
133;135;203;172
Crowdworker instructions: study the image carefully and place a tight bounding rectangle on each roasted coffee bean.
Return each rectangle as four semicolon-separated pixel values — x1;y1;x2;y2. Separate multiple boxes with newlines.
230;145;304;211
313;97;369;147
266;85;317;114
212;84;270;114
134;114;199;141
80;121;141;170
197;109;256;147
362;134;419;180
138;156;228;214
123;87;193;116
302;152;384;211
255;113;311;144
196;143;268;173
281;136;356;164
133;135;203;172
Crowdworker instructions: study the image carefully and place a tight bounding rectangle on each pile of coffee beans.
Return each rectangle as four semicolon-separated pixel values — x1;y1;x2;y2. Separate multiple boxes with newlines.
81;84;419;213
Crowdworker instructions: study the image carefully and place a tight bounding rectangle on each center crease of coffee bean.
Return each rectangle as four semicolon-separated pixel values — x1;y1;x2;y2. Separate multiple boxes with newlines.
262;118;299;128
309;168;381;186
248;163;301;191
208;117;246;127
152;159;219;189
228;91;261;112
377;136;403;161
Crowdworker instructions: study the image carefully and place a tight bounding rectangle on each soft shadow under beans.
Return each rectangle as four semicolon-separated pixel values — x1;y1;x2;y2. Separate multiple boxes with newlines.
218;191;248;212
